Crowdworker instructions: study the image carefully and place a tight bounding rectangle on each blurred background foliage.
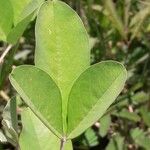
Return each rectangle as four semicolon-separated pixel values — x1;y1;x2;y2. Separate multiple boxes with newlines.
0;0;150;149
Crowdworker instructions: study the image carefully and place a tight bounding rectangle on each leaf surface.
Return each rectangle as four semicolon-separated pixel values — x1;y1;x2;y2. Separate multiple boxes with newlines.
7;12;34;44
99;115;111;137
35;0;90;132
7;0;43;44
112;109;141;122
131;128;150;150
20;108;73;150
67;61;127;139
2;97;18;144
0;0;13;41
9;65;63;138
19;0;44;23
10;0;31;25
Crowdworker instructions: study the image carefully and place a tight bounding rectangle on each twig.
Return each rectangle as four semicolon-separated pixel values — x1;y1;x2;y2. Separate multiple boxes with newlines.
0;45;12;64
128;105;134;113
139;0;150;6
0;90;10;101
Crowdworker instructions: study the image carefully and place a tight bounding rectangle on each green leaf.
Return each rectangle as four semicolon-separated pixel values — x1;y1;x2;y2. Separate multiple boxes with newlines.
140;107;150;128
104;0;126;38
0;0;13;41
106;134;124;150
112;109;141;122
84;128;99;147
0;131;7;143
99;115;111;137
124;0;131;28
7;0;43;44
132;91;149;103
130;6;150;40
9;65;63;138
10;97;18;132
19;0;44;23
9;0;31;25
20;108;73;150
131;128;150;150
0;0;43;43
67;61;127;139
0;28;6;41
2;97;18;145
35;0;90;132
7;11;35;44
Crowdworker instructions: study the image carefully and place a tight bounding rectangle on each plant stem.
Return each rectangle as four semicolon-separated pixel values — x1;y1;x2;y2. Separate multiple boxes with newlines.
0;44;12;64
60;138;66;150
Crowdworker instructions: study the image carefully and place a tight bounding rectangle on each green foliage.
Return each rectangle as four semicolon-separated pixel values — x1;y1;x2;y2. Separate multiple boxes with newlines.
0;0;44;44
0;0;13;41
104;0;126;38
67;61;126;139
112;109;141;122
10;66;63;138
20;108;73;150
140;107;150;128
35;0;90;133
130;3;150;40
106;134;124;150
2;97;18;146
10;0;31;25
99;115;111;137
131;128;150;150
0;0;43;91
1;0;149;149
83;128;99;147
7;12;34;44
9;0;127;149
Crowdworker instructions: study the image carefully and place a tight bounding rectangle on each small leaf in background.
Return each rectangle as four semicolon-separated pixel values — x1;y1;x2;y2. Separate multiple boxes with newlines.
130;128;150;150
99;115;111;137
112;109;141;122
0;0;13;41
20;108;73;150
1;0;43;44
110;91;149;110
2;97;18;145
0;131;7;143
132;91;149;104
84;128;99;147
106;134;124;150
9;0;31;25
7;12;35;44
140;107;150;128
19;0;44;23
104;0;126;38
9;65;63;138
0;0;43;90
67;61;127;139
124;0;131;28
130;5;150;40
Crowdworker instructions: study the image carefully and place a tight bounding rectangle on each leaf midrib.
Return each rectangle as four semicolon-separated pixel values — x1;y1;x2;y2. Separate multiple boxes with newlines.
52;1;65;135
